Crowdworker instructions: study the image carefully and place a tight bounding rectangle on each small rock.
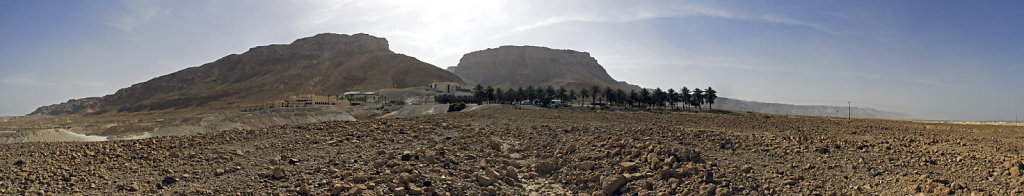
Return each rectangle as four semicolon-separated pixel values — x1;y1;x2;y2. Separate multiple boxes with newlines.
485;169;501;180
271;167;286;179
161;176;178;185
658;169;680;180
815;147;829;154
782;176;803;185
534;160;559;175
394;187;407;195
477;173;497;186
703;171;715;183
122;182;139;192
214;169;225;176
288;158;301;165
13;160;25;166
602;175;627;195
716;187;732;195
580;161;596;171
905;184;921;192
740;165;753;173
396;172;412;183
352;173;370;183
348;184;368;195
330;184;346;195
618;162;638;173
488;140;502;152
668;178;680;185
401;151;414;161
408;183;424;195
297;185;311;195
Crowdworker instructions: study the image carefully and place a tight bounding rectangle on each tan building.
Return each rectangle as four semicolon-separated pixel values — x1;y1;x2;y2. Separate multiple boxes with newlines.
343;91;379;104
430;82;469;94
277;94;344;108
242;93;355;112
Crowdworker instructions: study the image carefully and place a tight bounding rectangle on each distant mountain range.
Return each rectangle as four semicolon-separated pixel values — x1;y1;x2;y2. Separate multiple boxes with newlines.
713;98;911;119
447;45;909;119
30;33;909;119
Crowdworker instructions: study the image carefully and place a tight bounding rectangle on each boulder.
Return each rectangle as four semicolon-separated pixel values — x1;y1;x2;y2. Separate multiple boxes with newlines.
602;175;627;195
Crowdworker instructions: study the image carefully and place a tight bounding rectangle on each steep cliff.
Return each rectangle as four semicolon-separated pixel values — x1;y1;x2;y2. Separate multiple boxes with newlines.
448;46;639;91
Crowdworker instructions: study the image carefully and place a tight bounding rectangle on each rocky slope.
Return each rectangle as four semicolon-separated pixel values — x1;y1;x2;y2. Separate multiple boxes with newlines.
1;108;1019;195
30;33;462;115
30;97;102;116
713;97;911;119
448;46;639;91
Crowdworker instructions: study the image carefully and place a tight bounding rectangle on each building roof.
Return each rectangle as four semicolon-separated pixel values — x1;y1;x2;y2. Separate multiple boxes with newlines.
344;91;376;95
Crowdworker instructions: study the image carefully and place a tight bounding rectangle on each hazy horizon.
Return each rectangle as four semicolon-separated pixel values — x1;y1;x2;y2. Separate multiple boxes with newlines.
2;0;1023;121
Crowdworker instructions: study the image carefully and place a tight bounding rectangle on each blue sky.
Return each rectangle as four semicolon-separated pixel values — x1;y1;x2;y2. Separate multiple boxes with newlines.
1;0;1022;121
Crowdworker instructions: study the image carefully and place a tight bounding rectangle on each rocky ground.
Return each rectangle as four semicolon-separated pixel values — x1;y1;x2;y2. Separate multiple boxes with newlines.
1;107;1023;195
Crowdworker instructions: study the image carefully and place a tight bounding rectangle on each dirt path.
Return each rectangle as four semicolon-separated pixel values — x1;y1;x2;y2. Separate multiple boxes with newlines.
1;108;1022;195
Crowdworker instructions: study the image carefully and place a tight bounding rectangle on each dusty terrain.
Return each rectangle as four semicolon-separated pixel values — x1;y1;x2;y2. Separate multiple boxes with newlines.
1;107;1023;195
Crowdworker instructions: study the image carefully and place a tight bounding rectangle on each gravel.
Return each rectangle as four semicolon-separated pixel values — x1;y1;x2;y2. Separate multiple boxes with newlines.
0;108;1020;195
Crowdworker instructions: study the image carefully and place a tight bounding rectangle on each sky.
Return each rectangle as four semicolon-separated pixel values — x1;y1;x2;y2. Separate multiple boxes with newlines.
1;0;1022;121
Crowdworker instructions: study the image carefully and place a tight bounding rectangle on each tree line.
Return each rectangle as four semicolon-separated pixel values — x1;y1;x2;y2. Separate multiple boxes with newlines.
436;84;719;110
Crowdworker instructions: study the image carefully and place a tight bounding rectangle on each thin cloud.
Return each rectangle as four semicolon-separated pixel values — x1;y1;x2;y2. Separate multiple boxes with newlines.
0;75;50;88
103;0;169;34
757;15;850;36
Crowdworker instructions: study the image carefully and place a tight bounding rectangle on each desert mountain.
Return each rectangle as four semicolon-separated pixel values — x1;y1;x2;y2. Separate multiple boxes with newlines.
31;33;462;115
713;97;911;119
447;45;909;119
447;46;640;91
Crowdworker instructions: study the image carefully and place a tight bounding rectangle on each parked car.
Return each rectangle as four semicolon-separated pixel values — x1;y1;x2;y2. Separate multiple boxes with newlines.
551;100;568;107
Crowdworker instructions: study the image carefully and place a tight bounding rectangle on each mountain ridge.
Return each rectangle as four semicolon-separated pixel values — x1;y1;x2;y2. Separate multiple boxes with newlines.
714;97;912;119
30;33;462;115
448;45;642;91
29;34;910;119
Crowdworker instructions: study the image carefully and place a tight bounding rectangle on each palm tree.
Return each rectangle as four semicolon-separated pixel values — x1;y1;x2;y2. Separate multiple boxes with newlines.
653;88;666;109
545;86;556;98
557;87;568;101
569;89;578;106
705;87;718;110
473;84;484;103
692;88;704;110
591;85;601;104
525;86;536;100
680;87;692;110
604;87;614;105
485;85;495;103
667;88;679;109
516;87;525;103
580;88;590;105
629;90;639;107
640;88;651;107
495;88;504;104
615;89;626;107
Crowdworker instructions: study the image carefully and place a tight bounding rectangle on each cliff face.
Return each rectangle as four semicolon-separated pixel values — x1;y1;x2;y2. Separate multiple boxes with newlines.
30;97;103;116
448;46;639;91
30;33;462;115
